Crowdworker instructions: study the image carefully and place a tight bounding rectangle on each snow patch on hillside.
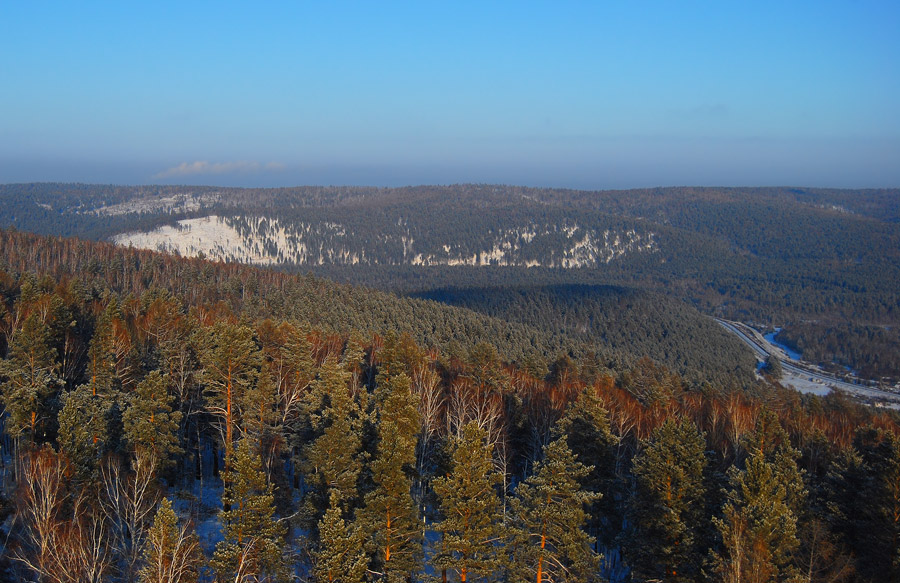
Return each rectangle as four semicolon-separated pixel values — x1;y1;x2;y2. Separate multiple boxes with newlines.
113;215;658;268
114;215;286;264
410;224;657;268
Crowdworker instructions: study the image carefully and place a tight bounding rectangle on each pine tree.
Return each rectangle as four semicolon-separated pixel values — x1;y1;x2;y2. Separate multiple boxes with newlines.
433;422;505;583
277;321;316;431
315;490;369;583
359;372;422;582
625;418;707;583
195;321;261;459
744;409;807;518
57;384;111;481
342;331;368;390
122;371;183;469
510;436;599;583
139;291;198;439
58;302;131;481
0;312;62;443
378;330;426;379
465;342;506;394
240;366;280;442
243;365;294;514
302;358;365;523
713;446;803;583
826;426;900;581
86;298;136;395
212;439;287;582
138;498;202;583
553;387;618;549
762;356;783;379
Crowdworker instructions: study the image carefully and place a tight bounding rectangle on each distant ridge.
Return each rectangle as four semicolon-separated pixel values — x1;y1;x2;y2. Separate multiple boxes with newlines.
1;182;898;380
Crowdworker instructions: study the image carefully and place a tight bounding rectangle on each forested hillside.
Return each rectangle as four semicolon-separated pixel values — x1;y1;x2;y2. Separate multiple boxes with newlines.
0;229;897;581
1;182;898;381
415;284;756;386
0;230;752;385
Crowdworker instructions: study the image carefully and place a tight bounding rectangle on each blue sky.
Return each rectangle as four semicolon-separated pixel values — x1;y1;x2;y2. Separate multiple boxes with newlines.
1;1;898;188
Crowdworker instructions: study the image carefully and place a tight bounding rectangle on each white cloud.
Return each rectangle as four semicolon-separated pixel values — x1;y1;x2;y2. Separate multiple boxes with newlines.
154;160;284;178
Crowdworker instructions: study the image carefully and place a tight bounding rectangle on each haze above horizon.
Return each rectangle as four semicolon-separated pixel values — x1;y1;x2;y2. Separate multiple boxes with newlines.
2;2;898;189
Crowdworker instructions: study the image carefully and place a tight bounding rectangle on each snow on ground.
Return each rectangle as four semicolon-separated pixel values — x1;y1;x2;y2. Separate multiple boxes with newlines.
601;546;630;583
113;214;657;269
171;476;224;554
779;373;832;396
114;215;284;265
721;320;900;405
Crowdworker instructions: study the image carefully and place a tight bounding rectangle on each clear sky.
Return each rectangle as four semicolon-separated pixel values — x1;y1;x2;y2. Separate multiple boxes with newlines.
1;1;898;189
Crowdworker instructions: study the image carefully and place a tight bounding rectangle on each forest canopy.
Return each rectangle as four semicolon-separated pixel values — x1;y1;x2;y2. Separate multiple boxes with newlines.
0;228;895;581
2;182;897;380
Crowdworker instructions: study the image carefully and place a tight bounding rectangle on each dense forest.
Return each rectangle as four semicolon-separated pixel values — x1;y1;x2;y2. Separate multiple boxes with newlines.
413;284;756;387
0;229;897;582
0;230;753;386
1;183;897;381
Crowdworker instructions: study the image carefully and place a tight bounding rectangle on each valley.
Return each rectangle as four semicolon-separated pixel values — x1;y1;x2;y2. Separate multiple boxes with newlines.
0;186;896;582
6;5;896;580
717;319;900;407
2;182;898;385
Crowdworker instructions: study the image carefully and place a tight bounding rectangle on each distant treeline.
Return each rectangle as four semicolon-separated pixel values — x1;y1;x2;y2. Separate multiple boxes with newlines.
2;182;899;380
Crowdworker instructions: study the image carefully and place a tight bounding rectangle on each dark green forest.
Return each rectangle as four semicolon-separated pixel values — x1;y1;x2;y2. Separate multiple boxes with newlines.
0;229;897;582
413;284;755;386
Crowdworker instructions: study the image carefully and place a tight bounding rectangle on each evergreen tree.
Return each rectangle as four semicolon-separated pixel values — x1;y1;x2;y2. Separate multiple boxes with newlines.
433;422;505;583
57;385;111;481
762;356;783;379
359;372;422;582
195;321;261;459
620;356;680;405
138;498;202;583
378;330;426;379
59;302;131;481
0;313;62;443
342;331;368;390
122;371;183;469
510;436;599;583
86;298;136;395
826;426;900;581
713;446;803;583
212;439;287;582
315;490;368;583
625;418;707;583
240;367;281;451
553;388;618;549
243;366;293;515
277;322;317;432
465;342;506;394
743;409;806;518
302;358;365;524
140;291;198;441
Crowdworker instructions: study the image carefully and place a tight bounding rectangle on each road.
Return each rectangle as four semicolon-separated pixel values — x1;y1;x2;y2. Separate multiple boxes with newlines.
716;319;900;406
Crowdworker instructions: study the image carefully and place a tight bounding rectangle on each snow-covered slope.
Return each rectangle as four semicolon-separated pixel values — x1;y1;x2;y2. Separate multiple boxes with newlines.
113;215;658;268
